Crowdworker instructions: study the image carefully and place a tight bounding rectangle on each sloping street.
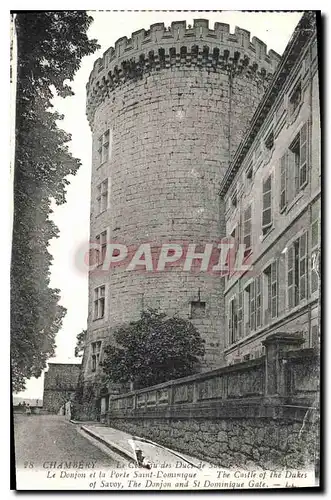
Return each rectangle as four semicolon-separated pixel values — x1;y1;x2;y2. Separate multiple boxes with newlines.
14;414;116;469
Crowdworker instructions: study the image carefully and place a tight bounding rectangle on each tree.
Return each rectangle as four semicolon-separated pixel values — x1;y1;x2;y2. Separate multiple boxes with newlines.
11;12;99;392
75;329;87;358
102;309;205;389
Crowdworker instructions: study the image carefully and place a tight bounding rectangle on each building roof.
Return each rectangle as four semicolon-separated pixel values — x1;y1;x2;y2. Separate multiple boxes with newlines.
219;11;317;197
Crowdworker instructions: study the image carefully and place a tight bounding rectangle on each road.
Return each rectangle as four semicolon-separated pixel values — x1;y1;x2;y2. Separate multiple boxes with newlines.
14;414;117;469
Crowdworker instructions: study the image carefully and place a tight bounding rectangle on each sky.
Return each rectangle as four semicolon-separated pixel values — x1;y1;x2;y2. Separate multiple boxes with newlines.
15;10;303;399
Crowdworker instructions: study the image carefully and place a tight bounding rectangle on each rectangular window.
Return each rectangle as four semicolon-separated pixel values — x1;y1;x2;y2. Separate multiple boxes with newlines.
243;205;252;258
262;175;272;236
91;341;102;372
280;154;287;211
96;179;109;214
98;130;110;165
93;286;105;320
263;261;278;321
228;297;238;344
287;233;308;309
96;230;107;266
243;282;256;334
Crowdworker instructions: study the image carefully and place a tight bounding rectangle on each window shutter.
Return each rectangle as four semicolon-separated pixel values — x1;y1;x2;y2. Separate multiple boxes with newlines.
311;203;320;294
244;205;252;256
238;291;243;338
228;300;233;344
230;225;239;270
236;216;241;256
271;260;278;317
299;122;308;188
262;175;272;234
299;232;308;300
287;245;295;309
311;250;319;294
233;296;238;342
287;150;295;204
255;276;262;328
280;154;287;211
250;281;256;331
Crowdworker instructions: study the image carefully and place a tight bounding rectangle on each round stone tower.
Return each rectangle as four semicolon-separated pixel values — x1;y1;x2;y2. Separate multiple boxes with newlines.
83;19;280;386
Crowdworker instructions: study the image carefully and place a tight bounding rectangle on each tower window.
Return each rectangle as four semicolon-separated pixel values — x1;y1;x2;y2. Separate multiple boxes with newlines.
91;341;102;372
93;286;106;320
97;129;111;165
96;179;109;214
95;230;107;266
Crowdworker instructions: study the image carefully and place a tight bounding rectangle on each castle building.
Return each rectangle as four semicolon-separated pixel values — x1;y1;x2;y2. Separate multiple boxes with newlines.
219;12;320;364
83;18;281;388
81;13;319;406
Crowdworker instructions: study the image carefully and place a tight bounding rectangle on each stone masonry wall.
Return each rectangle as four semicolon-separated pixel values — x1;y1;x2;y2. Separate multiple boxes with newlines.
43;389;77;414
43;363;81;413
108;415;319;470
104;335;319;470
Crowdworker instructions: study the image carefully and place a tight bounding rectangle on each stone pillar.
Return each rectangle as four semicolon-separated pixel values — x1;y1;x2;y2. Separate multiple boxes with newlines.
262;332;304;397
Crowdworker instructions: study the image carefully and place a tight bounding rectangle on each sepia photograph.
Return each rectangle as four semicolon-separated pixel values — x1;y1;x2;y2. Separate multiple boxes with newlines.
10;7;321;491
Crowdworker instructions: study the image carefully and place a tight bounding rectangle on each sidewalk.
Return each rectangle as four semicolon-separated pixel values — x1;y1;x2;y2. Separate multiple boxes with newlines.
80;423;207;468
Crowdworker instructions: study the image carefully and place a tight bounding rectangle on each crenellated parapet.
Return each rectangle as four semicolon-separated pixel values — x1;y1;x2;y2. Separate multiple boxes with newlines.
86;19;281;126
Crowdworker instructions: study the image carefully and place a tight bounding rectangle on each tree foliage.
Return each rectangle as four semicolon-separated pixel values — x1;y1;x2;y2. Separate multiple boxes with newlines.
102;309;205;389
11;12;99;392
74;329;87;358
